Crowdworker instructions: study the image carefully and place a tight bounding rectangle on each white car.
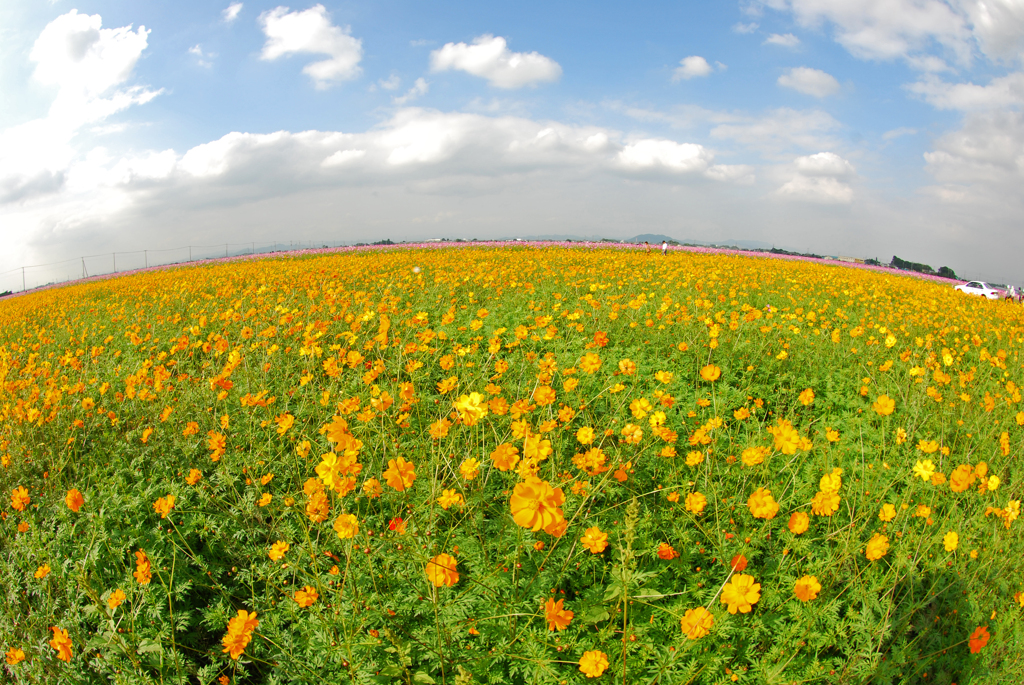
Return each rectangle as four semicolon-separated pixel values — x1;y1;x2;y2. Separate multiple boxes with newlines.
954;281;1002;300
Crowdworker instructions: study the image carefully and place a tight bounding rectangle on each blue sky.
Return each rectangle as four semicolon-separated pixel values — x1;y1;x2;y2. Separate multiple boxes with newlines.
1;1;1023;289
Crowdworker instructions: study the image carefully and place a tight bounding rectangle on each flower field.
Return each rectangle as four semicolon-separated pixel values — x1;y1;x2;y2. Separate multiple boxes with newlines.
0;245;1021;684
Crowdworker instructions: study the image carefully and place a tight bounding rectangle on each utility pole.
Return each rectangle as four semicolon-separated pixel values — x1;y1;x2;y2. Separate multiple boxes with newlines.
225;243;228;258
189;246;192;261
144;250;148;268
113;253;116;272
22;267;25;292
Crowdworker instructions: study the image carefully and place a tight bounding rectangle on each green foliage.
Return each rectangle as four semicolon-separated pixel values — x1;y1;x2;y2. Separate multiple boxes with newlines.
0;246;1021;684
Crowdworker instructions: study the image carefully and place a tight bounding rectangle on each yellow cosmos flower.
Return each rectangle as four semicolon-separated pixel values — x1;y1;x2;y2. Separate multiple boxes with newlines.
333;514;359;539
268;540;290;561
865;533;889;561
721;574;761;614
788;511;809;534
680;606;714;640
509;478;565;532
943;531;959;552
578;650;609;678
878;503;897;522
871;394;895;416
748;487;779;519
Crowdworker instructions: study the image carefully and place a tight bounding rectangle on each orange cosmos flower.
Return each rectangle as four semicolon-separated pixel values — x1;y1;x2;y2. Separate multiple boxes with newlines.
811;490;840;516
509;477;565;532
388;517;407;534
734;406;750;420
186;469;202;485
490;443;520;471
49;626;72;662
748;487;779;519
532;386;557;407
11;486;29;512
685;491;707;514
798;388;815;405
968;626;990;654
721;574;761;614
949;464;976;493
65;489;85;512
794;575;822;602
5;647;25;665
294;586;319;608
657;542;679;560
221;609;259;660
865;533;889;561
871;394;895;416
580;526;608;553
268;540;289;561
579;352;602;374
699;365;721;382
544;597;573;631
426;553;459;587
108;589;126;609
680;607;714;640
578;650;609;678
153;495;175;519
34;564;50;579
134;550;152;585
788;511;810;534
383;457;416;491
618;359;637;375
362;478;383;498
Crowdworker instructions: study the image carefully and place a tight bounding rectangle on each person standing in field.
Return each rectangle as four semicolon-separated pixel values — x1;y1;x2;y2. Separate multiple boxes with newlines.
644;241;651;254
661;240;668;255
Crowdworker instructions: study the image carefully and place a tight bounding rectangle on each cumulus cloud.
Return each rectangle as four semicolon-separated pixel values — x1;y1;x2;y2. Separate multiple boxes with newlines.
777;152;856;203
189;44;214;68
222;3;243;24
924;110;1024;186
0;10;159;205
778;67;840;97
906;72;1024;110
753;0;971;65
764;33;800;47
733;22;759;34
259;4;363;88
672;56;714;81
429;35;561;89
617;139;714;173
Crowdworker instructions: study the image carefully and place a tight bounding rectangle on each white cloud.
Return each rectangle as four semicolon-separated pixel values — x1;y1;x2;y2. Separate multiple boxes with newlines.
906;72;1024;110
924;110;1024;184
617;139;714;173
222;3;243;24
794;151;855;177
764;33;800;47
672;56;713;81
378;73;401;90
777;151;855;203
733;22;759;34
393;78;429;105
429;35;561;89
959;0;1024;63
882;126;917;141
778;67;840;97
0;10;158;204
753;0;976;66
189;44;214;68
710;108;842;155
258;4;363;88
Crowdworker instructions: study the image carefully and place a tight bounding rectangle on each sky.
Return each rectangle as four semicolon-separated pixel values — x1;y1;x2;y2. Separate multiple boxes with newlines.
1;0;1023;290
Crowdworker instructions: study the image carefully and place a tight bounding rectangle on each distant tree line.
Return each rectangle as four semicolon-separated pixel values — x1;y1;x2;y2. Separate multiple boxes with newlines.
890;255;956;280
